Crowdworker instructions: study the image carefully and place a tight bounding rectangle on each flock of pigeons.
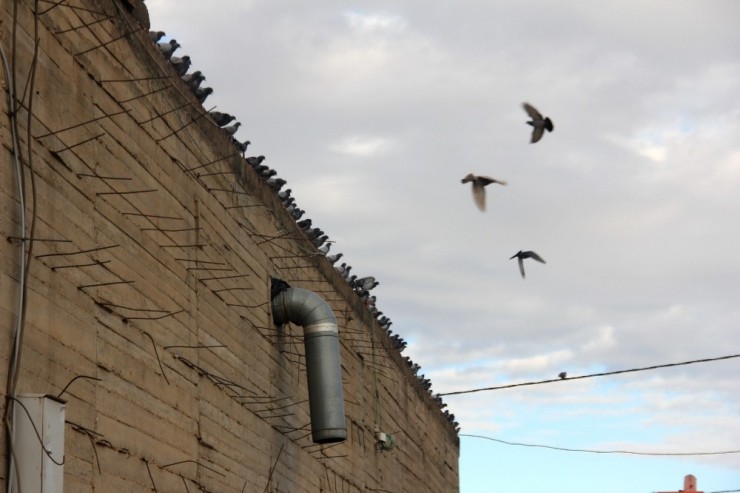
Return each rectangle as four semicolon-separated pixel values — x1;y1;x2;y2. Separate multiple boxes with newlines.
461;102;553;279
146;29;450;426
148;31;251;156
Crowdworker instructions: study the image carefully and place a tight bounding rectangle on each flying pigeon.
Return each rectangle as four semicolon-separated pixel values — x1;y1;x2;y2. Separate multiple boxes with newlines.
522;102;554;143
158;39;180;60
461;173;507;212
510;250;546;279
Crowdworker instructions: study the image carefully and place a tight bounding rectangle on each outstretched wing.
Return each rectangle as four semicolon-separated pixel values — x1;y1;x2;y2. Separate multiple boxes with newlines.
522;102;543;120
530;126;544;143
477;176;507;186
518;257;526;278
472;184;486;211
528;251;546;263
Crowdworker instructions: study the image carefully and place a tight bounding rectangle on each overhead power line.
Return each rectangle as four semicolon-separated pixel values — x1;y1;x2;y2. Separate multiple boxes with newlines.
461;434;740;456
439;353;740;397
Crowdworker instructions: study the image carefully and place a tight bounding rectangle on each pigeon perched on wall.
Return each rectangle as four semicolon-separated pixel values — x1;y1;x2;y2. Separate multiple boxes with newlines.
391;335;406;351
461;173;507;212
258;168;277;180
170;55;191;76
148;31;165;43
270;277;291;299
335;263;351;277
312;235;329;248
326;253;343;264
510;250;546;279
522;102;554;143
354;276;378;292
209;111;236;127
246;156;265;168
306;228;324;241
194;87;213;104
223;122;241;136
287;205;305;220
277;189;292;202
158;39;180;60
182;71;205;89
234;140;251;156
266;177;286;192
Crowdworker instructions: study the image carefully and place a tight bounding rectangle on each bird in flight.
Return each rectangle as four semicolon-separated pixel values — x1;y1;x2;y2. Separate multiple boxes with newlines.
510;250;546;278
522;102;554;143
461;173;507;211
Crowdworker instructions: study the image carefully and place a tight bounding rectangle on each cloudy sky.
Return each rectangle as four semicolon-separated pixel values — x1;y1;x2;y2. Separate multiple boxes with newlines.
145;1;740;491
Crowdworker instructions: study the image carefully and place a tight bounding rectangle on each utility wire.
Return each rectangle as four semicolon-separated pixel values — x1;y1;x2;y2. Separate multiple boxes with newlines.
461;434;740;456
438;353;740;397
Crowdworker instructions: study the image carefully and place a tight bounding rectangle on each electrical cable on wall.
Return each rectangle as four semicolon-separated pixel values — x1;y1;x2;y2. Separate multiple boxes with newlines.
3;1;42;491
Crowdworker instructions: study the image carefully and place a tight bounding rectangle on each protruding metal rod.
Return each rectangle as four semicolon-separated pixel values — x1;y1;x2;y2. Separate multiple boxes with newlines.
96;189;158;196
75;26;145;56
117;84;172;104
39;0;116;17
138;101;192;125
184;152;240;172
51;260;110;270
156;106;215;142
36;244;119;258
54;15;117;34
36;109;131;138
53;132;105;153
78;280;134;290
101;75;173;83
77;173;132;180
122;212;182;220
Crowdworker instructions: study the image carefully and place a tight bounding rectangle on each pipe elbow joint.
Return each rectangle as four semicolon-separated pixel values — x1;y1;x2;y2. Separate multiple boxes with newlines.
271;286;346;443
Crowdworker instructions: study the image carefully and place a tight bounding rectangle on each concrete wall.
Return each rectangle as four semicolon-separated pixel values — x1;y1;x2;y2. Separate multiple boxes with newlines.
0;1;459;491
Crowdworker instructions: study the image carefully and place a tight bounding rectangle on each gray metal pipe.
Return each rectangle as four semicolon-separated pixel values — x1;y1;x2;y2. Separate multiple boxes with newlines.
271;287;347;443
